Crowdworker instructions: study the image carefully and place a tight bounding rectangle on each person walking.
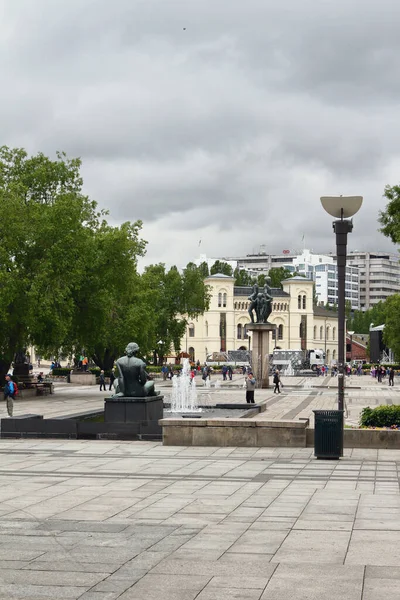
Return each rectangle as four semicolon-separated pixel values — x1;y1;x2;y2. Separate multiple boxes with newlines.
4;374;16;417
389;367;395;387
82;356;89;372
161;364;168;381
109;369;115;391
222;365;228;381
227;365;233;381
245;372;256;403
99;370;107;391
273;369;281;394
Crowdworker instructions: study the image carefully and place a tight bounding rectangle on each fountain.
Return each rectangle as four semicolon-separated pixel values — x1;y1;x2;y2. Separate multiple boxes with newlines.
171;359;201;412
283;363;295;377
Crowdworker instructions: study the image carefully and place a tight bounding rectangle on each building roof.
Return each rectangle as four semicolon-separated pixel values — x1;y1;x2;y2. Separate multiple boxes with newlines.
282;276;313;283
206;273;235;280
234;286;290;297
313;306;339;319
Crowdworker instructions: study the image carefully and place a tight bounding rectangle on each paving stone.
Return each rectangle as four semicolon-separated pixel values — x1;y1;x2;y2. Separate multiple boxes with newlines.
272;530;351;564
261;563;364;600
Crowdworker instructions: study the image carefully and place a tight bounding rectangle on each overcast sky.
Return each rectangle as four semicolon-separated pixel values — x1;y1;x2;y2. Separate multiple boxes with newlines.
1;0;399;267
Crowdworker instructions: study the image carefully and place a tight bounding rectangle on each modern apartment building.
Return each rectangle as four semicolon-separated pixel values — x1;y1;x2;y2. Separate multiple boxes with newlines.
346;251;400;310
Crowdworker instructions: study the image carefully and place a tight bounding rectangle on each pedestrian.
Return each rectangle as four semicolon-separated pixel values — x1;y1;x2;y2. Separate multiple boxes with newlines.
109;369;115;391
222;365;228;381
389;367;395;387
82;356;89;372
4;374;16;417
273;369;281;394
99;370;107;391
377;367;382;383
245;372;256;403
161;364;168;381
228;365;233;381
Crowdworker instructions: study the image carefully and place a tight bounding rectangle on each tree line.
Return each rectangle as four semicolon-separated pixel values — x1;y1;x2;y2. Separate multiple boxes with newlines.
0;147;210;382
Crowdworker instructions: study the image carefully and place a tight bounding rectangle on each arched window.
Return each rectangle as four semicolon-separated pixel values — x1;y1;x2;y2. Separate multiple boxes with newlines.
302;295;306;310
223;293;227;308
272;329;276;340
333;327;336;341
320;326;323;340
313;326;317;339
218;293;222;307
205;321;209;337
326;327;329;341
299;323;303;338
237;323;242;339
333;349;336;360
243;325;248;339
273;303;276;311
326;349;330;363
189;347;195;362
298;295;301;309
188;324;195;338
278;324;283;340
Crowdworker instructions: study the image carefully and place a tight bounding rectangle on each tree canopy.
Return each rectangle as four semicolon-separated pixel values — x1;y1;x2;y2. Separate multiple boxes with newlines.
268;267;294;288
0;146;211;379
210;260;233;276
379;184;400;243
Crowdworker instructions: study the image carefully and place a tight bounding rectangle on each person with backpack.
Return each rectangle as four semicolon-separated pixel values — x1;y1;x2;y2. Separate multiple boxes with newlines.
4;374;17;416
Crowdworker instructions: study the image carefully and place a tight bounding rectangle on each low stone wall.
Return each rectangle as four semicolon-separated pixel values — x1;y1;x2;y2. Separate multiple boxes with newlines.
70;373;96;385
307;428;400;449
160;418;308;447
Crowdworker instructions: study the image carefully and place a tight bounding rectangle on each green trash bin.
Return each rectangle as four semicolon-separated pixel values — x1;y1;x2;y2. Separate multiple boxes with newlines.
313;410;343;459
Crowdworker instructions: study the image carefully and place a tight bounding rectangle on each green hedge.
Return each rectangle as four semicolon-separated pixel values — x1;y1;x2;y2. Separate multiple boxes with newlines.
52;368;70;376
360;406;400;428
361;364;400;370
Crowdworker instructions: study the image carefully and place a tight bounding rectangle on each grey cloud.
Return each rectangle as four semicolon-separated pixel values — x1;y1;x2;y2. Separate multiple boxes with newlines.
1;0;399;266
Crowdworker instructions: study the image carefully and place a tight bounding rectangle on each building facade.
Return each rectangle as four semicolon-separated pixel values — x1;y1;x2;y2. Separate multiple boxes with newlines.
346;251;400;310
183;274;340;365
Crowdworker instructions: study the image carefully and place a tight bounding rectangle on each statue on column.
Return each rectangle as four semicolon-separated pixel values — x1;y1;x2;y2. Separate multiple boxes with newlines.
248;280;273;324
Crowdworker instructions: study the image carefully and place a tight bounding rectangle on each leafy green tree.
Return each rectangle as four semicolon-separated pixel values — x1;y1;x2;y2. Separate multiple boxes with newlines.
256;274;268;287
234;268;254;286
210;260;233;276
0;145;149;379
382;295;400;358
379;184;400;242
197;261;209;278
141;262;210;364
268;267;294;288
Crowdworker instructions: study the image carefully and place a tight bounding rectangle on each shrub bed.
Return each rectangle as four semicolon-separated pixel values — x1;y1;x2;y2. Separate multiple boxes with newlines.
360;405;400;428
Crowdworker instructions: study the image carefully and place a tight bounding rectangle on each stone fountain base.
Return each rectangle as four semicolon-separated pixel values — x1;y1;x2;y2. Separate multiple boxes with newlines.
104;396;164;437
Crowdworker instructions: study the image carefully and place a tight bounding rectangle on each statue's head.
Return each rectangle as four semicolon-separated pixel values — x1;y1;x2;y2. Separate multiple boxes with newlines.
125;342;139;357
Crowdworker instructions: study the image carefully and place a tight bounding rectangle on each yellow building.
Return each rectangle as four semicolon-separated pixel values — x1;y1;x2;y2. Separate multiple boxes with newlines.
183;274;340;365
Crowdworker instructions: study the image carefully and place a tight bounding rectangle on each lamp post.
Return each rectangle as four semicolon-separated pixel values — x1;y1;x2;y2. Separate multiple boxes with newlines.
320;196;363;412
348;330;355;367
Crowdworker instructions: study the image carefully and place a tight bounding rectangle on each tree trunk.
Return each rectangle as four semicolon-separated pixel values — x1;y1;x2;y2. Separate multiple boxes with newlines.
0;358;12;389
92;348;116;372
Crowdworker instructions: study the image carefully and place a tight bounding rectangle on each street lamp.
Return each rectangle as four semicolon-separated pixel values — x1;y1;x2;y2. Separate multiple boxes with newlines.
347;330;355;366
320;196;363;411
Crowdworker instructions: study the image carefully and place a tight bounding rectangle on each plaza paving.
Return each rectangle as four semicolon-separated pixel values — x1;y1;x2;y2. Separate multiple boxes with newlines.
0;439;398;598
10;375;399;429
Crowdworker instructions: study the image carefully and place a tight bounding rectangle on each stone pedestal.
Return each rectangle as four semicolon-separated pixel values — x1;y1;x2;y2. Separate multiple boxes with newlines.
104;396;164;437
70;373;96;385
247;323;276;389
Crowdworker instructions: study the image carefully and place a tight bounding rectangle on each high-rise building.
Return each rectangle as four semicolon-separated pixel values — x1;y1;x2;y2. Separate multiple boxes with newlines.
346;251;400;310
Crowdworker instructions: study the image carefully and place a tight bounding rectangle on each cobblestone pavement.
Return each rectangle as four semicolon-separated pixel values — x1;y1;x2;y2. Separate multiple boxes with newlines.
0;439;398;598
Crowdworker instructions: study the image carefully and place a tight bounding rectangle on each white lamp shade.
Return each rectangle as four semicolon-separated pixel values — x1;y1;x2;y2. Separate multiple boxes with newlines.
320;196;363;218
